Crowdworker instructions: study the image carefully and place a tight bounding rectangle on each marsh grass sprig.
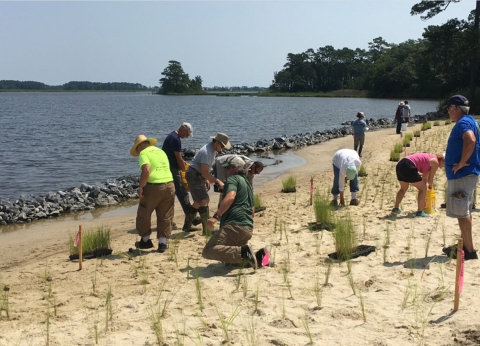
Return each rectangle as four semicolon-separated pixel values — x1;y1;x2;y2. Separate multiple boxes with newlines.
254;193;262;209
45;304;51;346
194;265;203;312
358;289;367;322
242;276;249;298
312;276;323;307
148;304;164;345
324;260;333;286
243;316;257;346
301;313;314;344
347;261;356;296
216;306;241;342
252;285;260;314
169;233;183;267
105;285;113;332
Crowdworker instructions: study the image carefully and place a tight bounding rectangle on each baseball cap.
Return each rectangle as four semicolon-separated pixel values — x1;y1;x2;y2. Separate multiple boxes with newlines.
444;95;469;108
222;156;245;169
346;165;357;180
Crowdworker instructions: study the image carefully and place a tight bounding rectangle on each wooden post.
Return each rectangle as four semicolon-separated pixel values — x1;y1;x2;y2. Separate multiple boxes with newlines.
310;176;314;206
78;225;83;271
453;237;463;311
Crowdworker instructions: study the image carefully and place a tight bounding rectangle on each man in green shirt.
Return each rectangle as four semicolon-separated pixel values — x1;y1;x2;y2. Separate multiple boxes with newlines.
202;157;261;270
130;134;175;253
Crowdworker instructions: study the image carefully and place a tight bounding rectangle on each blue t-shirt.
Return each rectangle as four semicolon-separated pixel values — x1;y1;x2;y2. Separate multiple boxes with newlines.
445;115;480;180
162;131;181;170
189;142;216;173
352;119;367;137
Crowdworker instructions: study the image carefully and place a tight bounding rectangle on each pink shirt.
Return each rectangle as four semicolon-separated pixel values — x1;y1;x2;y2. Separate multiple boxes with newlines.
406;153;436;174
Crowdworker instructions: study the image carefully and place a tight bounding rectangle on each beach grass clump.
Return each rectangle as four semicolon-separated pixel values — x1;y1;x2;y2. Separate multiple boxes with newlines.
433;120;440;126
69;225;111;256
254;193;262;209
404;133;413;141
403;136;411;147
358;164;367;177
313;190;334;226
281;175;297;192
393;143;403;153
390;150;401;162
413;130;421;137
421;122;431;131
444;119;452;125
333;214;357;262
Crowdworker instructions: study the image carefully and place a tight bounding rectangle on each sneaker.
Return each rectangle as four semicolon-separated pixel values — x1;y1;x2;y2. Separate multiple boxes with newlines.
255;246;271;268
157;243;167;253
349;199;359;206
415;211;430;217
241;244;258;270
330;200;338;207
135;239;154;249
391;208;402;214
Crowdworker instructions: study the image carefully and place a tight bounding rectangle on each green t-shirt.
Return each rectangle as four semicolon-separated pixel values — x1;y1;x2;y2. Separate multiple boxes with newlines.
220;175;254;228
139;146;173;183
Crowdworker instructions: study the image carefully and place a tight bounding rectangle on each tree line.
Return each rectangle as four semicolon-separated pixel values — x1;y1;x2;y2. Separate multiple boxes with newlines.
0;80;152;91
270;1;480;103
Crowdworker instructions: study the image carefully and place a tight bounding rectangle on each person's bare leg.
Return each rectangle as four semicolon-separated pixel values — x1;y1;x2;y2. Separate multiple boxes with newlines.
411;181;427;212
458;216;474;252
394;181;409;209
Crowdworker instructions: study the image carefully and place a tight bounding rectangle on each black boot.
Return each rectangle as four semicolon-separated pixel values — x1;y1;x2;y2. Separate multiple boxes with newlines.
199;206;210;236
183;207;198;232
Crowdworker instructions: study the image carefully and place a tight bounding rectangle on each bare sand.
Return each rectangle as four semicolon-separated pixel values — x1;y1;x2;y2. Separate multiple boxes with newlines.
1;123;479;346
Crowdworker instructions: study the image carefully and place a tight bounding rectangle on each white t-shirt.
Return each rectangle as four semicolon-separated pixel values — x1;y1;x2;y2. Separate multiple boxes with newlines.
402;104;411;118
332;149;361;191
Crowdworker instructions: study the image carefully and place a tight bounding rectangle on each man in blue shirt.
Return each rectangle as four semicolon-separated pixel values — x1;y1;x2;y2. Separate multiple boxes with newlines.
162;122;194;231
443;95;480;260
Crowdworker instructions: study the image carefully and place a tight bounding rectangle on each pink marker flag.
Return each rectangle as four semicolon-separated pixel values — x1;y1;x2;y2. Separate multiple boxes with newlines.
73;229;81;247
262;252;270;267
458;248;465;294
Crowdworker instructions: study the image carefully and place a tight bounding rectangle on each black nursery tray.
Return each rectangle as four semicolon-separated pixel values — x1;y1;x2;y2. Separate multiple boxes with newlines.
328;245;376;261
308;222;335;231
281;187;296;193
254;206;267;213
69;249;113;261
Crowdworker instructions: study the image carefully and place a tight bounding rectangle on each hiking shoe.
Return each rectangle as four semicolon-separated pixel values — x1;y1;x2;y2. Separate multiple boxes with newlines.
443;245;478;260
255;246;271;268
241;244;258;270
135;239;154;249
349;199;359;206
391;208;402;214
415;211;430;217
330;200;338;207
157;243;167;253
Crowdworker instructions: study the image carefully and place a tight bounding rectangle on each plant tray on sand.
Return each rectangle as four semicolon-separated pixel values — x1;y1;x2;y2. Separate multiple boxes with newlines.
308;222;335;232
68;226;112;260
328;245;376;261
281;175;296;193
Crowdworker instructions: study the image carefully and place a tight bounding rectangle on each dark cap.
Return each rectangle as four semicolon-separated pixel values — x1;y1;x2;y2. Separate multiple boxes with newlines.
445;95;469;108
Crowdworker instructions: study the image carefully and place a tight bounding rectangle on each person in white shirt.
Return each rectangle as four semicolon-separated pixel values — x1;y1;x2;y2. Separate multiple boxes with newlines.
331;149;362;206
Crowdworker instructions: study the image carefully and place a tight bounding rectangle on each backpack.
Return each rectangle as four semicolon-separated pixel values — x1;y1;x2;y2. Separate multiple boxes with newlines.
395;106;403;120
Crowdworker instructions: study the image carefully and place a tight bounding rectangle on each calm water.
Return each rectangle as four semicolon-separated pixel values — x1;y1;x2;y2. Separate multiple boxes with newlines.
0;92;439;200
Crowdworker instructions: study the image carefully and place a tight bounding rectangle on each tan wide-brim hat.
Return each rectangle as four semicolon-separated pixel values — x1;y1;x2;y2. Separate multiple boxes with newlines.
210;132;231;149
130;134;158;157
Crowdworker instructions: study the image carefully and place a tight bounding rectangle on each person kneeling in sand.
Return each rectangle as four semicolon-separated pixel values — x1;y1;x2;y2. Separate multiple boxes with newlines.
202;157;268;270
391;153;444;217
331;149;361;206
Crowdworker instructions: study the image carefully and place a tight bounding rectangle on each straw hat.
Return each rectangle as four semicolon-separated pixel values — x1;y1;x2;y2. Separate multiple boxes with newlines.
399;102;405;106
210;132;231;149
130;134;158;157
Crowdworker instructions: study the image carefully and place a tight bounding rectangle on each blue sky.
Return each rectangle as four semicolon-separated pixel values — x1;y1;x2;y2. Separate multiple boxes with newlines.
0;1;475;88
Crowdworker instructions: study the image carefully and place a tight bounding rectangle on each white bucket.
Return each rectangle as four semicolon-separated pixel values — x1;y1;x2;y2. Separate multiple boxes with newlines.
401;123;408;131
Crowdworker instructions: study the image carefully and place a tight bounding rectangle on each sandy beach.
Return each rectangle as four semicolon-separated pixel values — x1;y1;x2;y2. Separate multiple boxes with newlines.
1;123;480;346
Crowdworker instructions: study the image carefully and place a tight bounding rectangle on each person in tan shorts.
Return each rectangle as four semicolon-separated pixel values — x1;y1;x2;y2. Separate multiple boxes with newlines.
130;134;175;253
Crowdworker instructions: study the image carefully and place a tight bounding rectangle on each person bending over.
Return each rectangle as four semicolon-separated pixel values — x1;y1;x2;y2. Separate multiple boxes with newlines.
331;149;361;206
391;153;444;217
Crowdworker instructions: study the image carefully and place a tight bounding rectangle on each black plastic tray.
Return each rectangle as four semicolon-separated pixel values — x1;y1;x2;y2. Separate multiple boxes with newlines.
69;249;113;261
328;245;376;261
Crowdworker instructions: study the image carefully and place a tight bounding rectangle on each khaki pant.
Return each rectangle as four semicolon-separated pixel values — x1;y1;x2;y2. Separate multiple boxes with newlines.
202;224;253;263
136;182;175;239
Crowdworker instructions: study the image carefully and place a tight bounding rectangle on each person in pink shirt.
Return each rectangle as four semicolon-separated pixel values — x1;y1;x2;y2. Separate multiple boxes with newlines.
392;153;445;217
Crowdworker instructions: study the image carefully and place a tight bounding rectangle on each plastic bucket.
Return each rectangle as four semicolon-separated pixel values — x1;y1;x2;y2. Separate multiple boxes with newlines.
424;189;436;214
401;123;408;132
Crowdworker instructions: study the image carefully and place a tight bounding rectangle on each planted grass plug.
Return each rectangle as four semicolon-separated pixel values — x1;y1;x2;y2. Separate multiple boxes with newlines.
281;175;296;193
309;190;335;231
69;225;112;260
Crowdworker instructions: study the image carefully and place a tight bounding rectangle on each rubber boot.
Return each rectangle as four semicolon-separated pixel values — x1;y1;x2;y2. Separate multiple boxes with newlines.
183;207;198;232
199;206;210;236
